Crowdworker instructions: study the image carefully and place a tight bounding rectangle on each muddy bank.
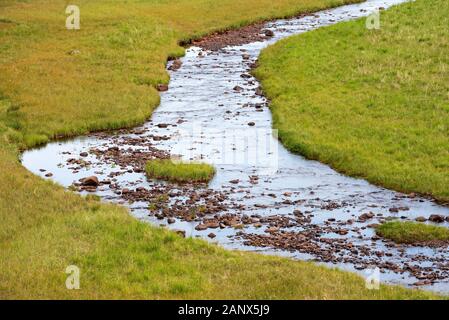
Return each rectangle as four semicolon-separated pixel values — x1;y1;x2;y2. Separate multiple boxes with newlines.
189;21;278;51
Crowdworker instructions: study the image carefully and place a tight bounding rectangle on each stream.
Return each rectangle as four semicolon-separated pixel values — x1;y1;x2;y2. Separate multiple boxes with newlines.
22;0;449;293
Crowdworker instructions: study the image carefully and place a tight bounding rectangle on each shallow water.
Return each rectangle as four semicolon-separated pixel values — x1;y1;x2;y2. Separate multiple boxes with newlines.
22;0;449;293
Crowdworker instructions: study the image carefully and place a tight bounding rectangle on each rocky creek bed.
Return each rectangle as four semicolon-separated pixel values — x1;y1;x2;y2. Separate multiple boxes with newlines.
22;0;449;293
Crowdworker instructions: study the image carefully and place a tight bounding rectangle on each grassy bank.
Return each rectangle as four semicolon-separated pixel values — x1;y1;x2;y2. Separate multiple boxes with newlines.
0;0;439;299
0;0;359;148
254;0;449;202
1;144;438;299
146;160;216;183
377;222;449;245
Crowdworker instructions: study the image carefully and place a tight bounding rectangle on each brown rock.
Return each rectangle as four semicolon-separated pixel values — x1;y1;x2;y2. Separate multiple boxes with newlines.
414;280;432;286
168;59;182;71
80;176;99;187
358;212;374;221
195;224;208;231
429;215;445;223
157;84;169;92
207;221;220;229
264;29;274;37
265;227;279;233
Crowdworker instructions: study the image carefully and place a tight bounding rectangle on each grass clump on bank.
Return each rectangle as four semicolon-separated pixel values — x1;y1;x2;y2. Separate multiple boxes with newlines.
376;222;449;245
146;159;215;183
254;0;449;202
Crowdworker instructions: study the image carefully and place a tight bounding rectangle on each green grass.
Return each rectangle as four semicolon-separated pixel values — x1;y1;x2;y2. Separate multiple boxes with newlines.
0;0;359;148
0;145;439;300
146;159;216;183
254;0;449;202
0;0;441;299
377;221;449;245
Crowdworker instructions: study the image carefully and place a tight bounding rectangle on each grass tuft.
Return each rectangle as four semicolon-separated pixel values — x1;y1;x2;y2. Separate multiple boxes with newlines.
146;159;215;183
376;221;449;245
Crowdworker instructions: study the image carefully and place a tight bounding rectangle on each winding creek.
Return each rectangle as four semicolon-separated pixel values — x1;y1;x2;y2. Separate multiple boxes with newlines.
22;0;449;293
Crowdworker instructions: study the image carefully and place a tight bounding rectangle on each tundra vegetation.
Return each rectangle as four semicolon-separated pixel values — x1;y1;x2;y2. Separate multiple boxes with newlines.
0;0;442;299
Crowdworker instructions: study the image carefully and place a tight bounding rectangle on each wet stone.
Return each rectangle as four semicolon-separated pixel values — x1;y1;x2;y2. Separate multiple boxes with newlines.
429;215;445;223
263;29;274;37
80;176;99;187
